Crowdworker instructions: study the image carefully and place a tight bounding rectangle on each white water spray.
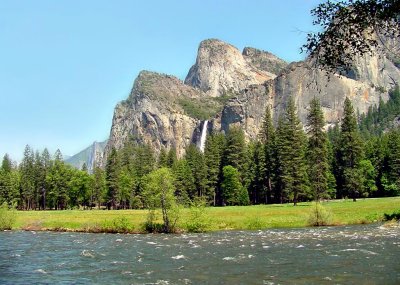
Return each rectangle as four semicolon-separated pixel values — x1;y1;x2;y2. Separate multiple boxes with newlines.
199;120;208;153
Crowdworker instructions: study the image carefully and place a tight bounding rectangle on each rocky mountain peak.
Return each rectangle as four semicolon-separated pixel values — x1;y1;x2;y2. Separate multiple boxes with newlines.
104;69;210;163
98;38;400;167
242;47;288;75
129;70;198;102
184;39;276;97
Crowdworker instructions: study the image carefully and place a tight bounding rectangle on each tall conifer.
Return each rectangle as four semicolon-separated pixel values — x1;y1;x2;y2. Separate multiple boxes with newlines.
259;105;276;203
337;97;364;201
275;98;308;205
307;98;330;201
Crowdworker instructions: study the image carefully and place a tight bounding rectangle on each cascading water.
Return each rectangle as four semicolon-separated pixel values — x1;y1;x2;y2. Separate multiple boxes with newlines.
199;120;208;153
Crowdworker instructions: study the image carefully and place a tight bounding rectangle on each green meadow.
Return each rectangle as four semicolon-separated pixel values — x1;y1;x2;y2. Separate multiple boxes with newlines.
12;197;400;233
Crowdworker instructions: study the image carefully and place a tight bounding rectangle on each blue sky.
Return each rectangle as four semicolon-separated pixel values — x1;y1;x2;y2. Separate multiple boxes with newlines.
0;0;321;162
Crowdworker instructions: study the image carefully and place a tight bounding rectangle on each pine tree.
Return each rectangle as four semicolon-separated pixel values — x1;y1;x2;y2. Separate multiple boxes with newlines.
0;154;19;206
91;166;106;209
246;141;265;204
41;148;51;209
33;151;44;209
275;98;308;205
118;168;135;209
158;147;168;168
364;136;385;197
385;129;400;195
259;105;276;203
166;148;177;168
307;98;330;201
133;144;155;197
81;163;88;172
46;150;70;209
223;125;247;178
19;145;35;209
337;97;364;201
172;158;195;204
1;154;12;173
134;144;155;178
204;132;225;205
221;165;249;206
105;147;120;209
185;144;207;198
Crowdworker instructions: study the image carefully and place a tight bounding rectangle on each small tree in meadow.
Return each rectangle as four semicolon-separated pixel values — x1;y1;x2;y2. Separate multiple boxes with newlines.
142;167;179;233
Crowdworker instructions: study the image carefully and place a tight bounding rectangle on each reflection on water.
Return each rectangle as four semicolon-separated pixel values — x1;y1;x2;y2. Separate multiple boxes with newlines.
0;224;399;284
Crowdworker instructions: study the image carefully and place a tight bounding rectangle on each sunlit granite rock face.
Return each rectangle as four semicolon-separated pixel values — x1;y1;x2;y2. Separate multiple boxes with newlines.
184;39;277;97
103;71;206;161
222;51;400;140
100;38;400;163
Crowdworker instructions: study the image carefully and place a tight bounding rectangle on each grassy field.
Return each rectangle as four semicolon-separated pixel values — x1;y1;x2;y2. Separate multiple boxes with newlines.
11;197;400;233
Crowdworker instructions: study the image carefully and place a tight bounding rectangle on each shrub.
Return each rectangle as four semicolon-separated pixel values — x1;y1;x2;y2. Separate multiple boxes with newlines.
101;216;133;233
246;217;265;230
184;199;210;233
383;211;400;221
141;210;163;233
0;202;16;230
308;202;333;226
177;97;221;120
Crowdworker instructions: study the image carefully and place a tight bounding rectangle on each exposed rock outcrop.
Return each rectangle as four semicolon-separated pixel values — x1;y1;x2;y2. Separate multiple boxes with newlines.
242;47;288;75
101;38;400;162
104;71;208;161
184;39;276;97
222;52;400;140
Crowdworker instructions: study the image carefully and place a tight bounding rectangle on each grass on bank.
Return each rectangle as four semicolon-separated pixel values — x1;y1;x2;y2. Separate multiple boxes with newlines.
6;197;400;233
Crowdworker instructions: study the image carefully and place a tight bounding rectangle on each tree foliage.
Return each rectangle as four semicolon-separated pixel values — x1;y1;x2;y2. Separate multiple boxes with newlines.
307;98;330;200
275;98;309;205
303;0;400;73
1;92;400;212
336;98;364;200
142;167;178;233
221;165;249;206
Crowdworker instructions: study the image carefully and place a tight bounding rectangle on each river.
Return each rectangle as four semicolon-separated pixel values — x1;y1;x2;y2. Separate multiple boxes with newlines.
0;224;399;284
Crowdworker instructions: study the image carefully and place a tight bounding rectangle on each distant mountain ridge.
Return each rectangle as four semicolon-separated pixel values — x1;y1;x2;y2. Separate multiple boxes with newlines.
65;140;107;172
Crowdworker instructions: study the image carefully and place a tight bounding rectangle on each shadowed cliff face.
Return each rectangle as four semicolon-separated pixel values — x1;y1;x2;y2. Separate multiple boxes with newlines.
101;38;400;164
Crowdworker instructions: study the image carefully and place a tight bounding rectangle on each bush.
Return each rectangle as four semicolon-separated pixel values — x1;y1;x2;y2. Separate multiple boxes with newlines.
383;211;400;221
308;202;333;226
101;216;133;233
142;210;164;233
246;217;265;230
0;203;16;230
184;199;210;233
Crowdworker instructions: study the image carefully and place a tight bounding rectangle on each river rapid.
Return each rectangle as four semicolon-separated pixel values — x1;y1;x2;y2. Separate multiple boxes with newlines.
0;224;399;284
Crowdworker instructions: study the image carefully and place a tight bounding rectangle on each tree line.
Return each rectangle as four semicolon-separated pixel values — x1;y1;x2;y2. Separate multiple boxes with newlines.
1;90;399;210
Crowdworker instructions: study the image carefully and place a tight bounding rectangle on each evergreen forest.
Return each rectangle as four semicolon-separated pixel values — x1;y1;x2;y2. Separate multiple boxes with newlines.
1;88;400;210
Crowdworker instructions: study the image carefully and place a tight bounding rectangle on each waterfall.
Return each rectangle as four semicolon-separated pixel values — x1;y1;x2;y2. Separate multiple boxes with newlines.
199;120;208;153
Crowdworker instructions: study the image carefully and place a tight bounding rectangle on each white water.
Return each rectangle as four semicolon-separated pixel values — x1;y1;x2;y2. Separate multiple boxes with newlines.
199;120;208;153
1;224;399;284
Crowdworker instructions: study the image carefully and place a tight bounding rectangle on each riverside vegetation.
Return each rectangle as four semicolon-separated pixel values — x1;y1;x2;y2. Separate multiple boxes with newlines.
2;197;399;232
1;89;400;232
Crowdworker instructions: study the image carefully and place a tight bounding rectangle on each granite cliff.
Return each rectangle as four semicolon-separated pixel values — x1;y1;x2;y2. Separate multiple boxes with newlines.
100;38;400;164
104;71;221;160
